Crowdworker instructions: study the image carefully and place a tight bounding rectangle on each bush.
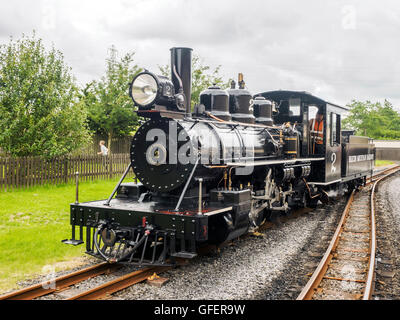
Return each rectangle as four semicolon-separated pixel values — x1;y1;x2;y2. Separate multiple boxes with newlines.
0;33;90;158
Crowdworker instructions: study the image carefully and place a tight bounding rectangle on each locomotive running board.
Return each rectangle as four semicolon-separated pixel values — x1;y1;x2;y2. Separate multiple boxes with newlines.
307;179;342;186
226;157;324;167
203;206;233;216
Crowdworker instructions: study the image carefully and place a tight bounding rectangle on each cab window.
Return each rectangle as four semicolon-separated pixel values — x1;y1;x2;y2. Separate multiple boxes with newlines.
308;105;318;120
331;113;340;145
289;98;301;116
326;112;331;145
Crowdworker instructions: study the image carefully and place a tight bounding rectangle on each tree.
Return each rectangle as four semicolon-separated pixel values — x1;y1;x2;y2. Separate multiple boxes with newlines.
0;32;90;158
83;46;141;153
159;54;230;109
342;100;400;139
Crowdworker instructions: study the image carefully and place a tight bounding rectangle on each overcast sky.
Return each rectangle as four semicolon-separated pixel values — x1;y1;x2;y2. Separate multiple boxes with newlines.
1;0;399;107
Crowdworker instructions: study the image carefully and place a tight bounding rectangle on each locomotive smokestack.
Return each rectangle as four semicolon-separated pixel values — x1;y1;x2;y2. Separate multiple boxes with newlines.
170;47;192;114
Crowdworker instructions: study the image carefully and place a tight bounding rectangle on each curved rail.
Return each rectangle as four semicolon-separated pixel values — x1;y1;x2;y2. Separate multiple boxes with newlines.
296;190;355;300
0;262;121;300
297;166;400;300
363;170;388;299
67;266;170;300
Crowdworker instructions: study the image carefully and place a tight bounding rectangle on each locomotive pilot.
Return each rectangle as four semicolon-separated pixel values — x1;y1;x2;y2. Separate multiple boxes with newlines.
310;110;324;154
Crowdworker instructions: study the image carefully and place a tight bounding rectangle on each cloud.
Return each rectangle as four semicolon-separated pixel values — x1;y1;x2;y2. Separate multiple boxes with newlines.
1;0;400;107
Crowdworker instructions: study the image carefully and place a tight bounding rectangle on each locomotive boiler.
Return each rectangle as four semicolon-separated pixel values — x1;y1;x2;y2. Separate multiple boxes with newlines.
63;47;375;266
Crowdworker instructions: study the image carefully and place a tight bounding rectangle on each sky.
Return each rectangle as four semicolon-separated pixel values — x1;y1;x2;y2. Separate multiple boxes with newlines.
0;0;399;107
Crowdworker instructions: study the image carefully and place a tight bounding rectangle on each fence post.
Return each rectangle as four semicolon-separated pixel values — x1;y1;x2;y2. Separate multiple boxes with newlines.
64;157;68;184
109;154;113;179
75;172;79;204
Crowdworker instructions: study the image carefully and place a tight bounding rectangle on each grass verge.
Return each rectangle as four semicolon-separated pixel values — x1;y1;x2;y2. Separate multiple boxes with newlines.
0;176;134;293
375;160;394;167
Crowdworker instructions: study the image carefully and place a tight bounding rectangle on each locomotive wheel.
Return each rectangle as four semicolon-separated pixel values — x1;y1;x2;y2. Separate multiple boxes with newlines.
306;197;319;209
269;211;282;225
252;213;266;228
320;191;330;204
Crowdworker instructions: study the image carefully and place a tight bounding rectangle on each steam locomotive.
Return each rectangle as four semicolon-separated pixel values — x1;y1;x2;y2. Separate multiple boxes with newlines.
63;47;375;266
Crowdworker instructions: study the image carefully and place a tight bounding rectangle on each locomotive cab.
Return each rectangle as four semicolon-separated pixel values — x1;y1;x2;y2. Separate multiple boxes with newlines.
257;91;349;185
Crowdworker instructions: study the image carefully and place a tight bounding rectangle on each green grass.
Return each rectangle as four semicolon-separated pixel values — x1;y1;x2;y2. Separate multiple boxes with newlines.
375;160;394;167
0;176;134;293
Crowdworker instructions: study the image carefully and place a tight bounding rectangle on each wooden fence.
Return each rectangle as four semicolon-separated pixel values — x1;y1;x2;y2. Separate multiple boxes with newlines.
0;135;133;157
0;153;134;191
78;135;133;155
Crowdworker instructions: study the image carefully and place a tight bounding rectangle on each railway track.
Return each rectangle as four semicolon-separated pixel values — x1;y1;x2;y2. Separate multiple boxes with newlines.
2;165;397;301
67;266;171;300
0;261;171;301
0;262;121;300
297;165;400;300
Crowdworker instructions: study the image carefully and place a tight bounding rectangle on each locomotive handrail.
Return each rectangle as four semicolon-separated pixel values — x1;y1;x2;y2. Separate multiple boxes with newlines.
202;112;278;129
226;157;325;167
104;162;132;206
174;157;200;211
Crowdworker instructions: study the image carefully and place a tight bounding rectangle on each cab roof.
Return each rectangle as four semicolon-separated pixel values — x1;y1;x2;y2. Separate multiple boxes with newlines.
255;90;349;112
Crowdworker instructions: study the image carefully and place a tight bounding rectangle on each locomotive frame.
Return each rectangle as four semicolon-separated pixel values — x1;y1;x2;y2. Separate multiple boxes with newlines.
63;47;375;266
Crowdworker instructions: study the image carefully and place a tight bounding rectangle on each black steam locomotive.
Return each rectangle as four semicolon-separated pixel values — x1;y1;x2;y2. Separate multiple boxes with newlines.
63;47;375;266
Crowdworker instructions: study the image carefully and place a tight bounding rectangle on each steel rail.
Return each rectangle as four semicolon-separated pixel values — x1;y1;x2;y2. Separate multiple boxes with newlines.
362;169;395;299
0;262;121;300
367;164;400;186
67;266;170;300
362;166;399;299
296;190;355;300
297;165;400;300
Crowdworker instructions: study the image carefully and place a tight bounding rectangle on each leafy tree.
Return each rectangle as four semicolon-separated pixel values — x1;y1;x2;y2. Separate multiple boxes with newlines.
0;33;90;158
83;46;141;153
342;100;400;139
159;54;230;110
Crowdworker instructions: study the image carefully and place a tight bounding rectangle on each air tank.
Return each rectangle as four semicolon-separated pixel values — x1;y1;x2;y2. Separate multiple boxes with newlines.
199;85;231;121
253;96;273;126
227;75;255;124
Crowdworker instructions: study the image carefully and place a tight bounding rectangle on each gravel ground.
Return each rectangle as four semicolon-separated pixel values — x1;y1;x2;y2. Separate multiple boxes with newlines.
111;199;346;300
9;255;98;291
257;199;346;300
35;263;142;300
374;170;400;299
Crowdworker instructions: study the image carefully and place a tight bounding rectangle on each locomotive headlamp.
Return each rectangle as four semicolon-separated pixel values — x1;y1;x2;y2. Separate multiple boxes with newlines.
130;71;175;108
130;72;158;106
